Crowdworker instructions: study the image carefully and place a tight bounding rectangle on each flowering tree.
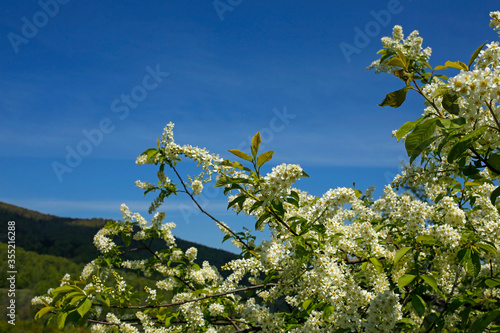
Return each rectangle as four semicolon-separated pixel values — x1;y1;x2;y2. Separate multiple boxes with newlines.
32;12;500;332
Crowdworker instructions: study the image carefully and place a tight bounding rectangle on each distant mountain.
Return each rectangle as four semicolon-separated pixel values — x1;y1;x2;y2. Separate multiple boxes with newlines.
0;202;238;269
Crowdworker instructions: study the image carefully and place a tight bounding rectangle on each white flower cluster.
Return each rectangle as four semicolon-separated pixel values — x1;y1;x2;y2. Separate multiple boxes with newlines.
208;303;224;316
144;286;157;302
93;227;117;254
446;67;500;152
134;180;154;191
31;295;53;306
364;291;402;333
367;25;432;74
60;273;71;286
259;163;303;205
185;247;197;262
80;260;96;280
259;238;290;270
190;179;203;195
490;11;500;36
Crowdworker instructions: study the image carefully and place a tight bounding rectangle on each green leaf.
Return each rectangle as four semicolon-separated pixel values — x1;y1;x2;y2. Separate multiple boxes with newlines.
121;232;132;247
437;117;466;130
35;306;55;320
476;243;497;256
386;57;406;67
468;309;500;333
422;313;439;331
228;195;247;211
95;294;110;307
462;165;482;179
251;132;261;158
421;275;440;294
395;49;407;66
324;305;335;319
394;247;412;265
490;186;500;205
444;299;464;315
77;298;92;317
57;312;68;330
369;257;384;273
52;286;78;295
70;295;86;305
448;127;487;162
460;307;473;329
441;92;460;115
215;175;250;187
286;196;300;208
409;135;440;164
416;235;435;243
271;200;285;218
487;153;500;174
395;116;426;141
445;60;468;71
405;118;438;159
302;299;313;310
219;159;252;172
466;252;481;278
255;212;270;230
228;149;252;162
457;248;471;264
394;69;413;84
379;85;412;108
412;294;426;317
398;274;417;289
485;278;500;288
398;318;417;325
432;85;450;98
249;200;264;214
468;41;488;69
434;65;448;71
140;148;158;161
256;150;274;167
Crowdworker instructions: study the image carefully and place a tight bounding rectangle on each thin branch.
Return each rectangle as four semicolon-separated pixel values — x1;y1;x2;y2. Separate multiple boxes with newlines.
170;164;252;252
485;100;500;132
99;283;280;309
412;77;445;118
140;240;196;291
470;147;500;175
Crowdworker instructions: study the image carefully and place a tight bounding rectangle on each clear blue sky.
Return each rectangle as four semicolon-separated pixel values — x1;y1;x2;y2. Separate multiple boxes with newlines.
1;1;499;252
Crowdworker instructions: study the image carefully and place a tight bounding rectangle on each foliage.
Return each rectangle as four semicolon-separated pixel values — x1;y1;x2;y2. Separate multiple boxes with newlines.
32;11;500;332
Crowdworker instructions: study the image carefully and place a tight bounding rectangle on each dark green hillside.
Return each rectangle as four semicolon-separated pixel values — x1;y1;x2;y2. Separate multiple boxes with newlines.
0;243;88;331
0;202;237;269
0;244;150;332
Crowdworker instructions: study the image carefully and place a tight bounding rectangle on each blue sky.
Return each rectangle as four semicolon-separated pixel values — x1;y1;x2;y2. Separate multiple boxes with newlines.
1;0;499;252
